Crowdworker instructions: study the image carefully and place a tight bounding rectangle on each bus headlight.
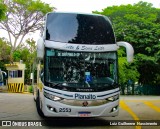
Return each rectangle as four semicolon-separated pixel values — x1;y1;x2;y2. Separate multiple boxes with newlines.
107;94;119;102
44;91;63;101
53;96;62;101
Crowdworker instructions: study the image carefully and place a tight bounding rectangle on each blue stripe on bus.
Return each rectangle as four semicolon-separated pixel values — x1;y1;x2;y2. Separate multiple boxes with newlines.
97;90;120;97
44;88;119;98
43;88;73;97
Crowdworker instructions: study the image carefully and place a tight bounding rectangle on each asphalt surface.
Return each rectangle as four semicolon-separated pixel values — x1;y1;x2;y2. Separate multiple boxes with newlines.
0;93;160;129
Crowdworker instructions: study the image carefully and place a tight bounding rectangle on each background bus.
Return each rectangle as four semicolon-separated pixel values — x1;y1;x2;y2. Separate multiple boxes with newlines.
0;69;7;87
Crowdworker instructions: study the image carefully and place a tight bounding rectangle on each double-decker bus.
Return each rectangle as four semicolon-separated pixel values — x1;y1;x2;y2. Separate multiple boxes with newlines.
34;12;134;117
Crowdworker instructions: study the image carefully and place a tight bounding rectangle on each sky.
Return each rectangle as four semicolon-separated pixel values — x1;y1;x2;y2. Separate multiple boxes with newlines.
42;0;159;13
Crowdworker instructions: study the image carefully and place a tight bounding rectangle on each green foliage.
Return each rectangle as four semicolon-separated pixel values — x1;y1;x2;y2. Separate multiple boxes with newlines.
135;54;159;85
13;50;21;61
0;0;6;20
94;1;160;86
12;0;53;14
9;38;36;83
0;38;10;71
28;85;33;93
0;38;11;61
118;49;140;85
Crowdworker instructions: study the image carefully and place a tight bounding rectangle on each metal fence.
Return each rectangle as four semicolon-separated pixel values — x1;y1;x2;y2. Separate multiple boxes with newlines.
121;84;160;95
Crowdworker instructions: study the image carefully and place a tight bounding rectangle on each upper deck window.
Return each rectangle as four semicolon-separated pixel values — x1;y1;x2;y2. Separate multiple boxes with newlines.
46;13;115;44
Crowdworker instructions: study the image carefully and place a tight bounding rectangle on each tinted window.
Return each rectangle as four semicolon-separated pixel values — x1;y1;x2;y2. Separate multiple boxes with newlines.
46;13;115;44
9;70;22;78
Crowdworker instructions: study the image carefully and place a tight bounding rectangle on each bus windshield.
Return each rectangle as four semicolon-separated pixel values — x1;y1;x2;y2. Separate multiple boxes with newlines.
46;13;115;44
45;48;118;92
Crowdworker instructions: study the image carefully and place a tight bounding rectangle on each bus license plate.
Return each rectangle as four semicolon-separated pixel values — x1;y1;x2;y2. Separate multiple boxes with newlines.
78;112;91;117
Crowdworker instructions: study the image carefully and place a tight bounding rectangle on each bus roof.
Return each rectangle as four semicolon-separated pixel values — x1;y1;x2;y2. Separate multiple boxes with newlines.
47;11;104;17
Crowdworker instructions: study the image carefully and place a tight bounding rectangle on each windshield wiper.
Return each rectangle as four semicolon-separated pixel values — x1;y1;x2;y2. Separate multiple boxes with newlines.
46;81;64;88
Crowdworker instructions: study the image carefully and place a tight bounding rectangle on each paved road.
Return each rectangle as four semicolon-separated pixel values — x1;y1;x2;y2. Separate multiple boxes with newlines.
0;93;160;129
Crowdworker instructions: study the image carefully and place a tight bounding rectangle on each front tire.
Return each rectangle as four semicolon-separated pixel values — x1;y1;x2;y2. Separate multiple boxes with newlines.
36;93;45;118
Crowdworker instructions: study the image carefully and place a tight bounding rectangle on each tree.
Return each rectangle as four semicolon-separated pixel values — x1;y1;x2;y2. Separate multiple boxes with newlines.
23;38;36;80
0;0;53;61
118;49;140;94
12;38;36;84
0;38;11;71
93;1;160;86
0;38;11;61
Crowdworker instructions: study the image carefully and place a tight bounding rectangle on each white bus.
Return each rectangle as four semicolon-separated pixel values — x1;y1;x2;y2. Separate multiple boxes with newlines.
34;12;134;117
0;69;7;86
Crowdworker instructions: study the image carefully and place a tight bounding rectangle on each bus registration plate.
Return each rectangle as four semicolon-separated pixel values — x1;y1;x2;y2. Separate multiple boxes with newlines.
78;112;91;117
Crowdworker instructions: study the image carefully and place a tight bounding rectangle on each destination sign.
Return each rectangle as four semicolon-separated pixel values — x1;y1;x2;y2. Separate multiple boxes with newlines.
57;52;80;57
45;40;119;52
64;44;104;51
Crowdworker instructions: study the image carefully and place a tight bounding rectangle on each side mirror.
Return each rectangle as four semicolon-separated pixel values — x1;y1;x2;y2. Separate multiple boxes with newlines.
2;71;7;79
37;37;44;59
117;41;134;62
0;70;7;86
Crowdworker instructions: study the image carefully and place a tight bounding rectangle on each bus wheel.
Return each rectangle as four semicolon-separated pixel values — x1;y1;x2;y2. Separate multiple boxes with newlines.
36;94;45;118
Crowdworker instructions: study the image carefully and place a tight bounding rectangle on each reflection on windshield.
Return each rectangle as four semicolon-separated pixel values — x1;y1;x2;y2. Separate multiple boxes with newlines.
46;13;115;44
45;49;117;90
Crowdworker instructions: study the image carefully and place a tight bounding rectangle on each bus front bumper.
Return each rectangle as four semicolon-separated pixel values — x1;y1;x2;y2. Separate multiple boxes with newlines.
42;97;119;117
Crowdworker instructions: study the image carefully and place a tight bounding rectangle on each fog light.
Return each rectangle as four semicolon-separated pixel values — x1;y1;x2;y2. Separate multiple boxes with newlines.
113;108;116;111
50;107;54;111
110;106;118;112
47;105;58;113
